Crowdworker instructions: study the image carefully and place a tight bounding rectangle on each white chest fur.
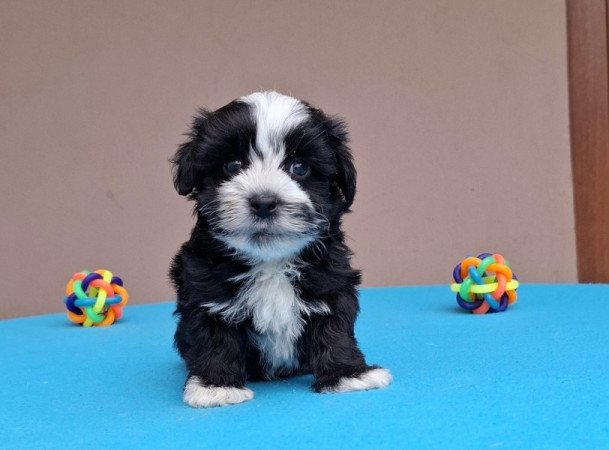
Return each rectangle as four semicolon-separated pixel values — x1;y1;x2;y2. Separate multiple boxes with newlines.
202;261;329;375
242;261;304;373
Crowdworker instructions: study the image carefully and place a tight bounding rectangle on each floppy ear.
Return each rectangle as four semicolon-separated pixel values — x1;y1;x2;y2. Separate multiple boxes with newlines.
170;109;209;196
326;117;356;211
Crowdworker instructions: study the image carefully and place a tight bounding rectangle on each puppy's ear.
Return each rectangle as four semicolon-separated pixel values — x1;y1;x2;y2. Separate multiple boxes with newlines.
326;117;356;211
170;109;210;196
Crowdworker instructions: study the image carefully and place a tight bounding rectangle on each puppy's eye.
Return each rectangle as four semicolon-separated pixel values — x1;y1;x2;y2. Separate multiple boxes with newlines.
224;160;242;176
288;160;310;180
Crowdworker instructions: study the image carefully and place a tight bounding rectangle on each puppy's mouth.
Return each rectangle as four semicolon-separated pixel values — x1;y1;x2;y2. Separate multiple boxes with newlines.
215;224;318;259
221;224;313;242
209;200;323;259
249;229;307;243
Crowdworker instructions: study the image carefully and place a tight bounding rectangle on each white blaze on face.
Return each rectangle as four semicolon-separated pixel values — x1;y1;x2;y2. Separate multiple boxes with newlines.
215;92;317;261
240;91;310;161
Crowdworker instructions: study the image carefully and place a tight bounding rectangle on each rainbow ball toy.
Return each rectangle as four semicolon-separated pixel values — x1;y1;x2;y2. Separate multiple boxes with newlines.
64;269;128;327
451;253;518;314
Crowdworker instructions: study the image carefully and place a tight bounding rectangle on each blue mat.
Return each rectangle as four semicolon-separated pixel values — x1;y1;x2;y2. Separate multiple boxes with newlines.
2;284;609;449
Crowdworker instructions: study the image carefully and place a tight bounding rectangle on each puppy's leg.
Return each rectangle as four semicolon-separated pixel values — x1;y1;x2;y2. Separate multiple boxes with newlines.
306;301;392;393
176;316;253;408
183;377;253;408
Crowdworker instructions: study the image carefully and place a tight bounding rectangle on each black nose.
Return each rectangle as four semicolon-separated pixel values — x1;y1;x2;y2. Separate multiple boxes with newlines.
250;195;278;219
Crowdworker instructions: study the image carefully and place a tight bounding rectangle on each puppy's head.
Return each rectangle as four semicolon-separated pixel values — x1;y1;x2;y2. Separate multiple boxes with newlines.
171;91;356;262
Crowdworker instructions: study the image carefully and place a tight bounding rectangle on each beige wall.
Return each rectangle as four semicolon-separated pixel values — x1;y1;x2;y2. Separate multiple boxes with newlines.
0;0;576;319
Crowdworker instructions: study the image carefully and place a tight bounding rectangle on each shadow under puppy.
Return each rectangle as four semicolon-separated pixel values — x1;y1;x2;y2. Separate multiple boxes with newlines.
170;91;392;408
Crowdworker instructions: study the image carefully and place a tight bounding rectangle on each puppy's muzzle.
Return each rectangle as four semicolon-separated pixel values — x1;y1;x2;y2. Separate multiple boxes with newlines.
250;195;278;219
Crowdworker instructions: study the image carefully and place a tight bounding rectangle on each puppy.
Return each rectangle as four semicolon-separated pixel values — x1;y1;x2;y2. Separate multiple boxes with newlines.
170;91;392;408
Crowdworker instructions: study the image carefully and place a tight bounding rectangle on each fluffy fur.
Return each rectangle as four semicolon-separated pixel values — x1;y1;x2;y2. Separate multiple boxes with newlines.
170;91;391;408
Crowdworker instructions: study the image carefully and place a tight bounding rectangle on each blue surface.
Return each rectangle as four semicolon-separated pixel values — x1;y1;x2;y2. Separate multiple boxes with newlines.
2;284;609;449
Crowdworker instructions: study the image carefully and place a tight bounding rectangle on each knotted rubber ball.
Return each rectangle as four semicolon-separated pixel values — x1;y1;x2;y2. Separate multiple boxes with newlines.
451;253;518;314
64;269;128;326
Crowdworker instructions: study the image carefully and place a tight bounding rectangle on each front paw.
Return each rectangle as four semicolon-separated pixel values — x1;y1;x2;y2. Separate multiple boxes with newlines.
183;376;254;408
314;367;393;393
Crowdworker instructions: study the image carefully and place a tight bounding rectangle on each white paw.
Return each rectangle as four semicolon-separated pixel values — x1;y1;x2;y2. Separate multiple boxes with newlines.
321;368;393;393
183;376;254;408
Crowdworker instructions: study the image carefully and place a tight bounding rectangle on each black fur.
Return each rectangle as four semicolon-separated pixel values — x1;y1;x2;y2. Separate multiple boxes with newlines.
170;94;379;397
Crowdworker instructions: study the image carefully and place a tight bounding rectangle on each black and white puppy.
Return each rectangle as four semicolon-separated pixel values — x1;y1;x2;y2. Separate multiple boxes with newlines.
170;91;392;408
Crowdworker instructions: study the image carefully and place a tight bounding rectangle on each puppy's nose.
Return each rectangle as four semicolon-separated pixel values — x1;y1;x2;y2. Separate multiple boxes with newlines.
250;195;278;219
